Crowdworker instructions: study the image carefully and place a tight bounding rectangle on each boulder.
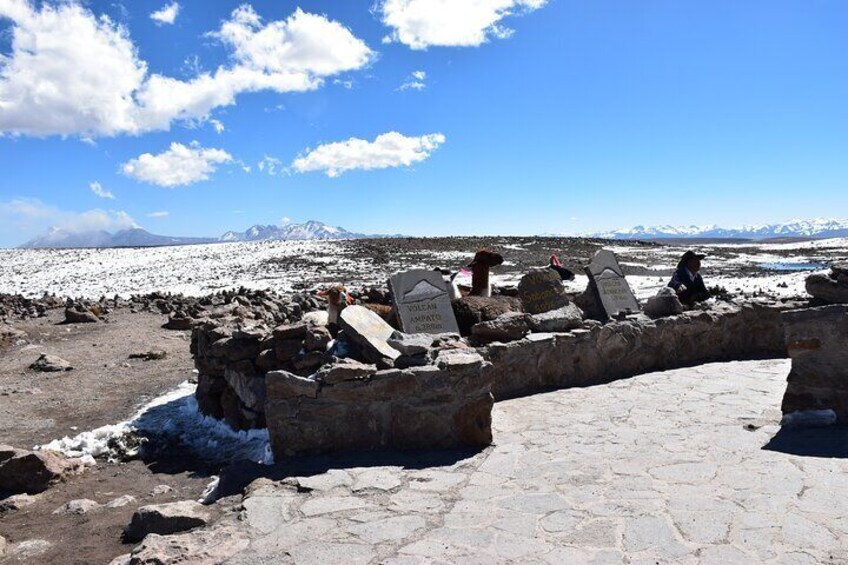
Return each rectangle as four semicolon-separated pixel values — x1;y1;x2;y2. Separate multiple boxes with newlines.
265;371;320;400
64;307;98;324
111;525;249;565
0;446;85;494
451;296;524;336
339;305;401;366
29;354;73;372
164;313;193;330
386;331;436;356
0;493;39;514
305;325;332;352
273;322;308;341
124;500;213;542
644;287;685;319
517;269;570;314
314;358;376;385
528;304;584;332
806;272;848;304
471;312;531;343
53;499;100;515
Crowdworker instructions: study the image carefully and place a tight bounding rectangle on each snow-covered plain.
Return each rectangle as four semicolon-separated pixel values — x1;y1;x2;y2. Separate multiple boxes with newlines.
0;237;846;300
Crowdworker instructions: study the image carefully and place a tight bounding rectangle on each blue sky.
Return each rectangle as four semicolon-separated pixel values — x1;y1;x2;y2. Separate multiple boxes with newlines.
0;0;846;247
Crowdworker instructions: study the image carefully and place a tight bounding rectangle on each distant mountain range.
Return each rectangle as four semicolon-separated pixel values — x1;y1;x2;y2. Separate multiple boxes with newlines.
219;221;365;242
589;219;848;240
20;227;216;249
19;221;381;249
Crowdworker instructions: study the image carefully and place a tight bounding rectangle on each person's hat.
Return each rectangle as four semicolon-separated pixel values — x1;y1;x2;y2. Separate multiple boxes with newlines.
678;250;706;268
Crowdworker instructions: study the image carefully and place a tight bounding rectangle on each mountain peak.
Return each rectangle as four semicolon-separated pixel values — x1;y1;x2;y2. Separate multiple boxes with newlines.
589;219;848;240
217;220;364;242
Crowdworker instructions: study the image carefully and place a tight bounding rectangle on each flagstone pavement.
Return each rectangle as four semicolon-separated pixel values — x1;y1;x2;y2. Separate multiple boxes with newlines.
224;359;848;564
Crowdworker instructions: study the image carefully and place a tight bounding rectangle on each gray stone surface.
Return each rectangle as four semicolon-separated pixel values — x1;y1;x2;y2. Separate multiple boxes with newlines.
390;269;460;334
340;305;402;365
29;353;73;372
471;312;531;343
586;249;641;320
52;498;100;515
527;303;584;332
0;445;86;495
517;269;570;314
781;305;848;420
216;360;848;564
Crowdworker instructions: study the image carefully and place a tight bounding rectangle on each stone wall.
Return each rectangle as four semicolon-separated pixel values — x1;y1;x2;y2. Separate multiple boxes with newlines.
192;299;798;455
483;301;792;400
265;350;494;457
781;305;848;420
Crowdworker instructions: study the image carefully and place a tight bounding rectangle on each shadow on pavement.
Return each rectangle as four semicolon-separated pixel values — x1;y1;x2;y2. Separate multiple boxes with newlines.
213;447;486;500
763;424;848;458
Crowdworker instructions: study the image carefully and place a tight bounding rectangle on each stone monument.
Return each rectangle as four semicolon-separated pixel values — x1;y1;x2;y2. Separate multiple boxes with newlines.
390;270;460;334
517;269;570;314
585;249;640;321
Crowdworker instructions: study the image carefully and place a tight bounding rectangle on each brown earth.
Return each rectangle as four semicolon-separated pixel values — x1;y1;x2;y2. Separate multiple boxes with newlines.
0;309;212;565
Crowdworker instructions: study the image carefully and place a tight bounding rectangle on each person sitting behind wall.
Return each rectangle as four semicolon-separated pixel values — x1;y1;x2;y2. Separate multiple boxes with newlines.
668;250;710;305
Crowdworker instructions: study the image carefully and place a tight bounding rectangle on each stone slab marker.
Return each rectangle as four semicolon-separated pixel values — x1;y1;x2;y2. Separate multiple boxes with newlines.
339;305;401;365
585;249;640;320
389;270;460;334
517;269;570;314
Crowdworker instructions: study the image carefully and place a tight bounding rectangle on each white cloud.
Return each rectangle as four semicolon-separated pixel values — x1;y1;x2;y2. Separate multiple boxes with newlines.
121;141;233;187
89;181;115;200
0;198;138;235
147;211;170;218
399;69;426;91
292;131;445;177
377;0;547;49
150;2;180;25
209;119;225;133
281;216;291;224
257;156;283;175
0;2;374;138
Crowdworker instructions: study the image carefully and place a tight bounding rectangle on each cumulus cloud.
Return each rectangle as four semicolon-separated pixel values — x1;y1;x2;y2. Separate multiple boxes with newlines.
147;210;170;218
0;198;138;236
150;2;180;25
121;142;233;187
377;0;547;49
0;2;374;138
399;70;426;91
292;132;445;177
89;181;115;200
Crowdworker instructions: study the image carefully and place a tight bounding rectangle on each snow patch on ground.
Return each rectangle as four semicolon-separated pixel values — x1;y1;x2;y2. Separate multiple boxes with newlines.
38;381;272;466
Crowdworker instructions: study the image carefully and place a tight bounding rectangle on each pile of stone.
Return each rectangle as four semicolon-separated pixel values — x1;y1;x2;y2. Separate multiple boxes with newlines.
0;293;64;322
806;263;848;305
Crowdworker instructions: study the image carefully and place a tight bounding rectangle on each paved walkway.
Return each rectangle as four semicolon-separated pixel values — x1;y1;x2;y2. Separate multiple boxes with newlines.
225;360;848;564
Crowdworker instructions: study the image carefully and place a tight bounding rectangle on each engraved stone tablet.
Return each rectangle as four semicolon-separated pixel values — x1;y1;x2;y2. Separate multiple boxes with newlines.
585;249;641;320
390;270;460;334
517;269;570;314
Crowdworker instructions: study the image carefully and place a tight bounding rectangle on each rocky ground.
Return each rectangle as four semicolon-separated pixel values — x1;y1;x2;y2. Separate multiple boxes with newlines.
0;307;214;564
1;236;847;563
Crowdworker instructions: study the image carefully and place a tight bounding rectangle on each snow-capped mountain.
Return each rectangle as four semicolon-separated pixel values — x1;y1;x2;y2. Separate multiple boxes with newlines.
590;219;848;240
20;228;215;249
219;220;366;242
